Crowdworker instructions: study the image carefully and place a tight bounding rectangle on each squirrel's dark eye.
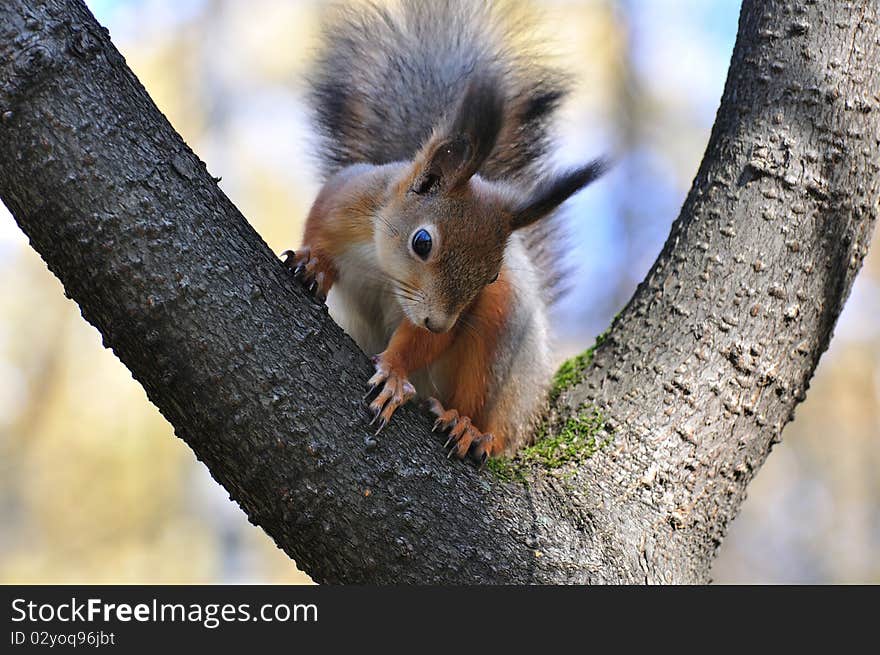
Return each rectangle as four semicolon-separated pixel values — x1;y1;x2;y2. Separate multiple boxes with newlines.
489;272;499;284
411;229;433;259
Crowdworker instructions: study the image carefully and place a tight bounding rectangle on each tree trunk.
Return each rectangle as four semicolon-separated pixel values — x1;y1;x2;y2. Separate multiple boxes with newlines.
0;0;877;583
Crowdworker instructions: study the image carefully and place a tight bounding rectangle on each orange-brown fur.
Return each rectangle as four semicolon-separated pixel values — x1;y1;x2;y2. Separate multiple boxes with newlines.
380;319;455;376
444;271;512;432
303;165;384;260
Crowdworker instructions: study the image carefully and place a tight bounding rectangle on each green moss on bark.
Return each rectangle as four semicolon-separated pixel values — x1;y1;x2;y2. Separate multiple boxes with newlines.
549;330;609;403
487;405;611;482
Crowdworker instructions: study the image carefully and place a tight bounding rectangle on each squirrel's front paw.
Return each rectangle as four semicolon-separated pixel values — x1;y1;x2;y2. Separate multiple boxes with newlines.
281;246;335;302
426;398;497;466
364;356;416;434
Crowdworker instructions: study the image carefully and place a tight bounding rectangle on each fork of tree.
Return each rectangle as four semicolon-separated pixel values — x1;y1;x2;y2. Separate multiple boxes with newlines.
0;0;876;583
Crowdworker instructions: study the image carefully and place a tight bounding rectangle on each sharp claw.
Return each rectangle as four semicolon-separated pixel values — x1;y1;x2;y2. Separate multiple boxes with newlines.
309;280;318;294
433;418;443;432
374;417;388;435
447;447;456;459
281;249;295;262
363;384;377;401
370;407;382;425
293;264;305;277
444;434;454;449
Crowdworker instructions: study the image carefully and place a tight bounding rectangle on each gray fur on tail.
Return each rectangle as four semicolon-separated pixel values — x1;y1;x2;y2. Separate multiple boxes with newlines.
308;0;568;182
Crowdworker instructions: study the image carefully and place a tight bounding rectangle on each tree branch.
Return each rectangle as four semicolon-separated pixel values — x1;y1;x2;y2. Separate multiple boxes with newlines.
0;0;876;583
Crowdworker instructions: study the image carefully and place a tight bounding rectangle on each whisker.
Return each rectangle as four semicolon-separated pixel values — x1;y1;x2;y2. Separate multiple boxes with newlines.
393;286;420;300
373;211;401;237
425;362;441;397
389;276;422;296
393;291;421;304
456;314;483;340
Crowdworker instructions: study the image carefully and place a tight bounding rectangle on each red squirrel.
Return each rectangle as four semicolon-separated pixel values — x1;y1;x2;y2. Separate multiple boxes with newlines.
283;0;605;464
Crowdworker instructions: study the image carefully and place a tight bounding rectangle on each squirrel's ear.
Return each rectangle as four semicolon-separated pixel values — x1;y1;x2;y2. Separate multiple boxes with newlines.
508;159;608;230
411;76;505;194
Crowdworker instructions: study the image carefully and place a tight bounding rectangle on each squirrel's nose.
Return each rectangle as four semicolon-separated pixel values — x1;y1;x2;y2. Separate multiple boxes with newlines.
424;317;443;333
424;315;455;333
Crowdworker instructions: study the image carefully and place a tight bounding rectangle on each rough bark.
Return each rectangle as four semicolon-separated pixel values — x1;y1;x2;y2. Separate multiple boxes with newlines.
0;0;877;584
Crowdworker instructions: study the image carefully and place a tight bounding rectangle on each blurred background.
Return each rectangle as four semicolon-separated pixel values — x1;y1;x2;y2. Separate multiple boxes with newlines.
0;0;877;584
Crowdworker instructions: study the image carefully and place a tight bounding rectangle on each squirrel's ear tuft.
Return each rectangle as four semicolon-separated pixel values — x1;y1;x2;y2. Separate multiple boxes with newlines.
508;159;609;230
411;76;505;194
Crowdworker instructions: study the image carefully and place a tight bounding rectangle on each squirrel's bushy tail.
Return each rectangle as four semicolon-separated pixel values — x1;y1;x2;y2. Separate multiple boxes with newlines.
309;0;567;181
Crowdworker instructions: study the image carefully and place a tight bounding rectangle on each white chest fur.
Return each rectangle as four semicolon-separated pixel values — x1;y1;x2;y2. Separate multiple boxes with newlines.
326;242;403;356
